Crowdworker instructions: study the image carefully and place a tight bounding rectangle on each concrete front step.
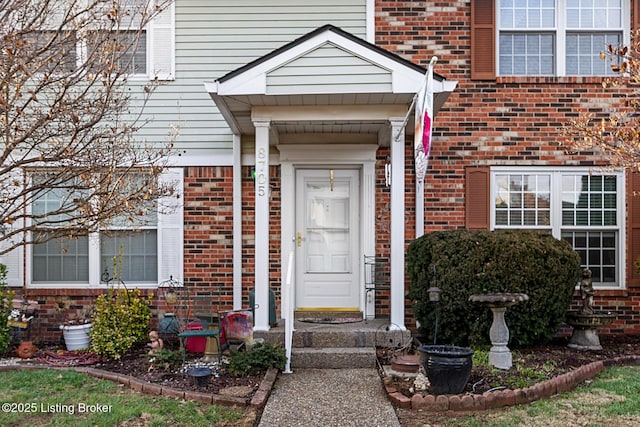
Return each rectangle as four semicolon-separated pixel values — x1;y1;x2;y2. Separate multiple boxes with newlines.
290;346;377;369
292;328;404;348
255;320;411;349
253;318;412;369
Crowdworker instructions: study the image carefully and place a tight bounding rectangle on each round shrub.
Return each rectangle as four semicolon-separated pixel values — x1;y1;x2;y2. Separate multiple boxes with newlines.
406;229;581;347
90;288;152;359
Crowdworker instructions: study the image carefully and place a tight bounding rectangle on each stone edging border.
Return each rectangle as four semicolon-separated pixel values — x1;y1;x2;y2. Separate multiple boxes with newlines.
0;364;279;409
384;355;640;412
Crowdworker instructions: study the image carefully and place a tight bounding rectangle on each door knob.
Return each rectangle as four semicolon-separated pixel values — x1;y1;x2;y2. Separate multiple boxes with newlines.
297;232;302;247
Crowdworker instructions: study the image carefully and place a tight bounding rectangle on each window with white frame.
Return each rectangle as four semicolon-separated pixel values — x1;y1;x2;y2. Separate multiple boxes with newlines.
25;1;152;77
86;30;148;76
491;168;624;287
84;0;149;76
31;188;158;286
15;0;173;81
498;0;628;76
31;184;90;283
100;209;158;284
29;168;183;288
24;30;78;74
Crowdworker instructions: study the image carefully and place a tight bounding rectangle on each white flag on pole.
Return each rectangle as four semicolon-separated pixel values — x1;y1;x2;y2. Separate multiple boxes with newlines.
414;58;436;182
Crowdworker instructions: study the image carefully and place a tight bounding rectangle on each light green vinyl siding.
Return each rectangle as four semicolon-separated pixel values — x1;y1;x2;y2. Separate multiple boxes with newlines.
267;43;391;94
138;0;368;158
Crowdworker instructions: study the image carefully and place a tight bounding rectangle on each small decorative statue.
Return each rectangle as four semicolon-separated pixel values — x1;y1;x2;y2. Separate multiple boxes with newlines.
580;269;595;315
147;330;164;354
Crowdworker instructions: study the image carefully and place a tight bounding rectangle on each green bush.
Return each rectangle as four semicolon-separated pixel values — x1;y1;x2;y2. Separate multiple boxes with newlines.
227;342;286;377
90;287;152;359
0;264;13;355
147;348;183;370
406;229;581;347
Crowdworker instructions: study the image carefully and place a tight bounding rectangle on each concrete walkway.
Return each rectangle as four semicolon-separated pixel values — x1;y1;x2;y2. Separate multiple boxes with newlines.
258;368;400;427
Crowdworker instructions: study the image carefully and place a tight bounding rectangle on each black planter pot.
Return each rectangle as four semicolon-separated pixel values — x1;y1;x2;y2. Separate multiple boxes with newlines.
418;345;474;395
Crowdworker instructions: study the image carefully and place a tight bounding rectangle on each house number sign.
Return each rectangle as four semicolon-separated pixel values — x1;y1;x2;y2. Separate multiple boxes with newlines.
256;147;268;197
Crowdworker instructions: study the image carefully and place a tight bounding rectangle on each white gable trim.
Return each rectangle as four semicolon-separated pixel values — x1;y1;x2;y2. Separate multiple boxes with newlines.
215;29;425;96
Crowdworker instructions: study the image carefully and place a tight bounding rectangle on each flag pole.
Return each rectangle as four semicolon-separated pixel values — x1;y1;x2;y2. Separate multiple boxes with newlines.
393;56;438;142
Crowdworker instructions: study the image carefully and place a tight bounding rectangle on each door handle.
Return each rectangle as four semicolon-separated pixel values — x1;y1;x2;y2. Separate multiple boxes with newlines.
297;232;302;247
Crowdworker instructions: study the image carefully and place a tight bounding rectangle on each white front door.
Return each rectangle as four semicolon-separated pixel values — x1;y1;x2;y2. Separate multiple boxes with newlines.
295;169;360;309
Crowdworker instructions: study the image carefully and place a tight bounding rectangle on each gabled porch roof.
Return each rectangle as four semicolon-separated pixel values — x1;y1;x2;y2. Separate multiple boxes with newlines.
205;24;457;140
203;25;458;332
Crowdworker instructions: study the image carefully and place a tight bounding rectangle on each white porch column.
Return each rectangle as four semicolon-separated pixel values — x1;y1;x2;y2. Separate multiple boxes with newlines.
416;179;424;238
253;120;271;331
389;118;406;330
232;133;242;310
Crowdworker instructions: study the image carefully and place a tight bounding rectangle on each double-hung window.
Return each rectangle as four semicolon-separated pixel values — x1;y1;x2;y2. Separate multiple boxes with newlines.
84;0;149;77
23;0;173;80
491;167;625;288
100;204;158;284
29;168;183;288
31;183;90;283
497;0;628;76
24;30;77;74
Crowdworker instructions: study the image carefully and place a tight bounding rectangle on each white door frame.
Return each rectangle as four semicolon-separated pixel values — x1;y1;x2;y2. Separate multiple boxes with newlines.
295;168;360;309
277;144;377;315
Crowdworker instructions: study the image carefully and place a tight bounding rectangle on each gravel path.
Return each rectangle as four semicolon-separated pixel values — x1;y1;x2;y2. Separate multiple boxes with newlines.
258;368;400;427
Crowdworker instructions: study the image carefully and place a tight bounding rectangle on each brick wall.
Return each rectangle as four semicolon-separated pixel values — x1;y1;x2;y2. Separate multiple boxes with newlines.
376;0;639;334
182;164;280;321
183;166;234;312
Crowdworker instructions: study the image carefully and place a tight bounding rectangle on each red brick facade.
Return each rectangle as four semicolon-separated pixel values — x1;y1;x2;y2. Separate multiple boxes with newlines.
376;0;640;334
12;1;640;344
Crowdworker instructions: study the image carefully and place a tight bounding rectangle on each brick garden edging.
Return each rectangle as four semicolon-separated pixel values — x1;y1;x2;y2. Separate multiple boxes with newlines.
0;363;279;409
384;355;640;411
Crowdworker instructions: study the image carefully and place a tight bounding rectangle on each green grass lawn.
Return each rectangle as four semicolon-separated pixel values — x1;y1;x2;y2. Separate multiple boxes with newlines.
5;365;640;426
442;365;640;427
0;369;245;427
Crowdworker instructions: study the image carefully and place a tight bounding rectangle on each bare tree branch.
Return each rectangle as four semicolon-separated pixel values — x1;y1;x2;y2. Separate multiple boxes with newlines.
561;30;640;171
0;0;178;256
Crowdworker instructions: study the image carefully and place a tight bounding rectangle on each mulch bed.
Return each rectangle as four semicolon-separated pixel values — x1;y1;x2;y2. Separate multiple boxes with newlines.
92;346;264;397
385;334;640;398
9;339;264;399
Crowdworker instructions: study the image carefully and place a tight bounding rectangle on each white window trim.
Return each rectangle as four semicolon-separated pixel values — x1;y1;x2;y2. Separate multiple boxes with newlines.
496;0;631;77
490;166;626;289
68;1;174;82
26;168;184;289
